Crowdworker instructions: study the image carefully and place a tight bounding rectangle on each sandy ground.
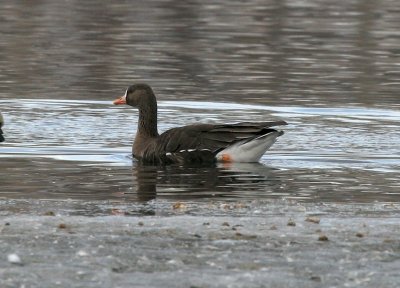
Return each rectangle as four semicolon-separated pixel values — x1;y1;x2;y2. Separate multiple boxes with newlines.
1;200;399;288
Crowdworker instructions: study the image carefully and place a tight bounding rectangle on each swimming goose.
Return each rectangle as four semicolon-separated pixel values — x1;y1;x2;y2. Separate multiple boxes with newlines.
113;84;286;164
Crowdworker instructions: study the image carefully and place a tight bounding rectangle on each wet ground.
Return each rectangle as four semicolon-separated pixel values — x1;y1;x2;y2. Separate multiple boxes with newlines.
1;0;400;287
1;201;400;288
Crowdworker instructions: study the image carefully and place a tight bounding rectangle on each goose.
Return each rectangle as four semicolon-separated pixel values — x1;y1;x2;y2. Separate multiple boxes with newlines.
113;84;286;164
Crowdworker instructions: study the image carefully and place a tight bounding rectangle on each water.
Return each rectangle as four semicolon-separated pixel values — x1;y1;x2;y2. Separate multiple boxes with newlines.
1;98;399;204
1;0;400;206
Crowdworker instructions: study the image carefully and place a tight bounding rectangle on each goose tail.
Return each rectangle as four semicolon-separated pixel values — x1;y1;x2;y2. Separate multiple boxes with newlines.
216;130;283;163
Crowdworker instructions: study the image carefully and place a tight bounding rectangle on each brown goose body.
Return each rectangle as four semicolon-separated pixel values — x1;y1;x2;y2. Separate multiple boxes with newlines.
114;84;287;164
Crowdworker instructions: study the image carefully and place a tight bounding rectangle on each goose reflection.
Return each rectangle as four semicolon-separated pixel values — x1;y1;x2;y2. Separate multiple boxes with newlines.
0;112;4;142
131;162;284;202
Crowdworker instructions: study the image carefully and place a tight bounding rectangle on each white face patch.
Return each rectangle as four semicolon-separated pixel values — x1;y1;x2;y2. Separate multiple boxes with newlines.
121;89;127;102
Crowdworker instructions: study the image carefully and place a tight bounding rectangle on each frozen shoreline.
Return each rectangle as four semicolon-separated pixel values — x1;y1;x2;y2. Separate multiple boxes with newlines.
1;200;399;288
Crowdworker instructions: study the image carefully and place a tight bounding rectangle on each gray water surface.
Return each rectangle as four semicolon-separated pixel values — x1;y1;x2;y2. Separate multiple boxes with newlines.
1;99;399;205
1;0;400;209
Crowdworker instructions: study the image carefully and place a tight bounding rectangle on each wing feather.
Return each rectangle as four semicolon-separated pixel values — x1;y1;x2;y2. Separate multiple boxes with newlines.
156;121;287;155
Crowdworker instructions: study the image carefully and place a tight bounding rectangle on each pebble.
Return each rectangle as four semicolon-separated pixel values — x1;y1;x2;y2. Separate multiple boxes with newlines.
172;202;187;210
310;275;322;282
77;250;89;257
7;253;22;265
318;234;329;241
220;204;232;210
305;216;320;224
166;258;184;266
44;211;55;216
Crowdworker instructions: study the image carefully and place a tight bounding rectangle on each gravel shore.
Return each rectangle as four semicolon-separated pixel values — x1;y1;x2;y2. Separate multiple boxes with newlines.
1;200;399;288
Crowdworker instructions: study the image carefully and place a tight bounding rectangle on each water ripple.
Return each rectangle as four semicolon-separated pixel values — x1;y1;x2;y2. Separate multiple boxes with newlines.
0;99;399;203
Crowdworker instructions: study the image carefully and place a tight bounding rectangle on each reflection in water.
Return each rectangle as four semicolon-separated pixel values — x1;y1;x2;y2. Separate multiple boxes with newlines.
133;164;157;202
0;1;399;108
131;162;282;202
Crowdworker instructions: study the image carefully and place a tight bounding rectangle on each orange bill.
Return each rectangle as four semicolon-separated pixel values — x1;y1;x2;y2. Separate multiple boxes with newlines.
113;95;126;105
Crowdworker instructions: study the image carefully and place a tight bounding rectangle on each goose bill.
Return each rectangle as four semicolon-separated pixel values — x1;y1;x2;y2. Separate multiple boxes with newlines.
113;95;126;105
